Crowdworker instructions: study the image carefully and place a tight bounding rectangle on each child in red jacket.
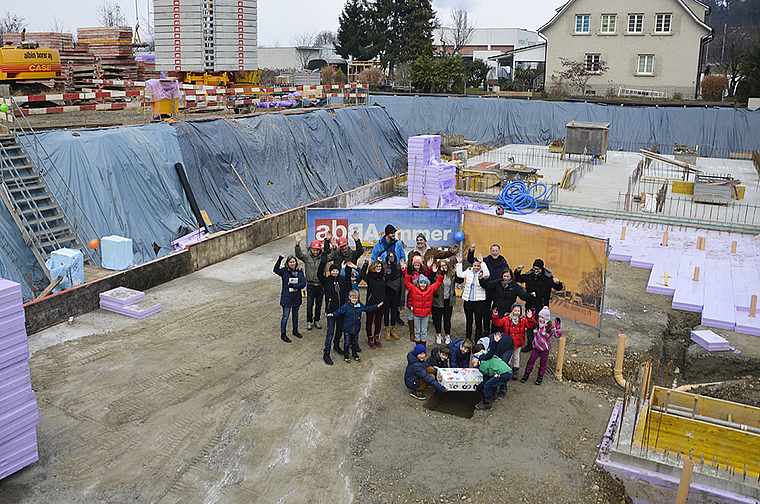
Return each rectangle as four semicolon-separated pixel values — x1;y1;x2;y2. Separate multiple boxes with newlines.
404;262;444;347
491;303;535;380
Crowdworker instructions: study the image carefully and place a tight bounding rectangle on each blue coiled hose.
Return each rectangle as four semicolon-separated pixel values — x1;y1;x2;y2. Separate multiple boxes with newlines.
497;181;554;215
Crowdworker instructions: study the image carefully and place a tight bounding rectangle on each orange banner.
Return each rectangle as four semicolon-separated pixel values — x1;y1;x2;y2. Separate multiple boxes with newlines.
463;210;608;328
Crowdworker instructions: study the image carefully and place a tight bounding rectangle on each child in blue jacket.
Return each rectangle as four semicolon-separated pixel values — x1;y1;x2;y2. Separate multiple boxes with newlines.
448;337;474;368
274;252;307;343
405;344;447;400
328;290;382;363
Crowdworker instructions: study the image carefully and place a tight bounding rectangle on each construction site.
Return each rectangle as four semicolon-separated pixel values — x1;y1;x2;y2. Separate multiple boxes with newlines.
2;2;760;503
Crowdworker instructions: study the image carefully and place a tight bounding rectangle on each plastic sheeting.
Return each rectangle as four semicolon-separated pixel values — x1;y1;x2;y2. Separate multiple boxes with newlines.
370;96;760;157
172;105;407;226
0;123;196;300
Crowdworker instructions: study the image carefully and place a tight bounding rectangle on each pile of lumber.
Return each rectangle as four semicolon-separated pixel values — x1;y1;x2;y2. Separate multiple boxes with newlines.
77;27;137;82
2;32;74;50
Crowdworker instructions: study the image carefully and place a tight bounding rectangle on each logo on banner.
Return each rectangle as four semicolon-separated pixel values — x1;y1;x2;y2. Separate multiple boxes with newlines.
315;219;349;240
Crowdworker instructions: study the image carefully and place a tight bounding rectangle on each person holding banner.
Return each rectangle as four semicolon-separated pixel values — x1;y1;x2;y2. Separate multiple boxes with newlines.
455;252;490;341
514;259;565;353
371;224;406;262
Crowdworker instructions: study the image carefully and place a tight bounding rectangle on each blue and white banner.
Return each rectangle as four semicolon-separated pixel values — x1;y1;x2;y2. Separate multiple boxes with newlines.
306;208;461;248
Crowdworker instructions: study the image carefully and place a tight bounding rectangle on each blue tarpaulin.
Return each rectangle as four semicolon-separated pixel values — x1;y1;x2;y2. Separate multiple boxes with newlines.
171;106;407;226
370;95;760;157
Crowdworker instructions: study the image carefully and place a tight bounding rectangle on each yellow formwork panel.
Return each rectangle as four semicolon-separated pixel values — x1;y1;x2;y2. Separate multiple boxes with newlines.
632;387;760;478
671;181;694;194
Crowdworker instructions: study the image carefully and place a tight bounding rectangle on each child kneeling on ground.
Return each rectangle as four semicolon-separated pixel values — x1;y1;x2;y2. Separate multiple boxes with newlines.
521;307;562;385
471;344;513;410
426;344;450;371
405;344;447;400
448;337;473;368
328;290;382;363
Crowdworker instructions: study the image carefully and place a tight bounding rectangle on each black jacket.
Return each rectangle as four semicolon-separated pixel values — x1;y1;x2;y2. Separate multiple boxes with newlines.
467;250;509;284
384;260;402;295
426;347;449;368
514;267;564;311
358;262;387;306
480;278;528;316
326;237;364;265
318;257;350;313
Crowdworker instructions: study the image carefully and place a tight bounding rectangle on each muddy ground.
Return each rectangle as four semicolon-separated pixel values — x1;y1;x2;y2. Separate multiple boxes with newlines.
1;232;759;503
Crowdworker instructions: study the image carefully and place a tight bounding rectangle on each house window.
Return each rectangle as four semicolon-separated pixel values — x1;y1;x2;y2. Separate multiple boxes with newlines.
655;13;672;33
585;53;601;73
601;14;617;33
627;14;644;33
637;54;655;74
575;15;590;33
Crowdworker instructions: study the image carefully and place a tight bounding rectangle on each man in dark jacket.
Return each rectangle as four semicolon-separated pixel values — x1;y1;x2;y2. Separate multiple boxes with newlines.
295;232;328;331
467;243;509;335
318;257;351;365
514;258;564;352
405;344;446;400
327;230;364;265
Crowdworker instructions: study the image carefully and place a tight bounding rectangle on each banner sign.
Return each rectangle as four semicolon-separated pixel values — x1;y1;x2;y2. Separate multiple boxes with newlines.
463;210;609;329
306;208;461;248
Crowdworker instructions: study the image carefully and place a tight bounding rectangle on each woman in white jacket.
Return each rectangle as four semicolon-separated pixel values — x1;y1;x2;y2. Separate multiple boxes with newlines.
455;252;490;340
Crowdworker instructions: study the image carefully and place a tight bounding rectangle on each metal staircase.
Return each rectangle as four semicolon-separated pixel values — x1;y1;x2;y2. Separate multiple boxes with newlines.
0;97;99;279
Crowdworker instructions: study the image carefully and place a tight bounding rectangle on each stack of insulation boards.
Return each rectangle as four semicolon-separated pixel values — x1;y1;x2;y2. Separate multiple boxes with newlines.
0;279;40;480
77;27;138;81
407;135;458;208
99;287;162;319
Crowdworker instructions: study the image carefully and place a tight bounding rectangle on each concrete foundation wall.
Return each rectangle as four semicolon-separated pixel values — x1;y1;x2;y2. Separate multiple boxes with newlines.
24;176;398;335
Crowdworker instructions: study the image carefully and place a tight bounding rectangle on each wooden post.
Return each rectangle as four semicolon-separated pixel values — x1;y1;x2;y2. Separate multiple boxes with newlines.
693;267;700;282
697;236;705;250
621;226;626;241
662;231;669;247
731;241;738;254
751;295;757;318
555;336;566;381
674;458;695;504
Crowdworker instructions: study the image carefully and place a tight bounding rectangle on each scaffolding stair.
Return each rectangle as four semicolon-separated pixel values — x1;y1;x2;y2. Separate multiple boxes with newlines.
0;134;90;278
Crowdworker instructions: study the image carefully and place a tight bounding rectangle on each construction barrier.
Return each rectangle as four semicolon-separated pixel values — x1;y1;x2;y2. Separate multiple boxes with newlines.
306;208;461;248
463;210;609;329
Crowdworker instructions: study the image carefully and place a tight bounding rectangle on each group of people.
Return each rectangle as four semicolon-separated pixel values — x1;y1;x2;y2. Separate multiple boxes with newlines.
274;222;565;408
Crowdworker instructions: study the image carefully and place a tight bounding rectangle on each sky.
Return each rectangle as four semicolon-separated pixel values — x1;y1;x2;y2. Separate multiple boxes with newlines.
6;0;562;46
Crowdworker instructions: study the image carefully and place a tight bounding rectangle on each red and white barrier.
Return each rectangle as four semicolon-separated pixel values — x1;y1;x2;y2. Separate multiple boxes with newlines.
13;102;131;116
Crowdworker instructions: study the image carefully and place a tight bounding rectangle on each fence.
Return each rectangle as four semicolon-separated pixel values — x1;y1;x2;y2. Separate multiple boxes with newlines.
616;192;760;227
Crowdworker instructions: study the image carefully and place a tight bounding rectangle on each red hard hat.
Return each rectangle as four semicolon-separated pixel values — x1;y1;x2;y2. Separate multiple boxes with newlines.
337;237;348;247
310;239;323;250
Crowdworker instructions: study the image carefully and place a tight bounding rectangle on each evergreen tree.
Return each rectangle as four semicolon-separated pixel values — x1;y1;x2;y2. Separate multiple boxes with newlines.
374;0;436;76
738;34;760;103
336;0;377;61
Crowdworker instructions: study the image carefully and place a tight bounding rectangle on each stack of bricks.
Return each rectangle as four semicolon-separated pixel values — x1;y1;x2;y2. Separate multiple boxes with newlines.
0;278;40;480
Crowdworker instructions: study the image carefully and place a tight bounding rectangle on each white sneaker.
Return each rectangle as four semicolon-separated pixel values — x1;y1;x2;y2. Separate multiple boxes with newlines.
306;322;313;330
435;334;442;345
444;335;451;345
314;321;322;329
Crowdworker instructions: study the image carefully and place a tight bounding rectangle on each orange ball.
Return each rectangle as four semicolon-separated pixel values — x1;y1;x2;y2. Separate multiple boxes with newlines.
89;238;100;249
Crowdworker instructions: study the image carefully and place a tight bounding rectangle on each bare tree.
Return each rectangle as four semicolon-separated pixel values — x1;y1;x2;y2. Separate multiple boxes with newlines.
449;9;476;53
293;31;317;70
716;27;754;96
314;30;337;47
45;16;69;34
97;1;127;27
0;11;27;33
434;15;450;55
558;56;609;96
